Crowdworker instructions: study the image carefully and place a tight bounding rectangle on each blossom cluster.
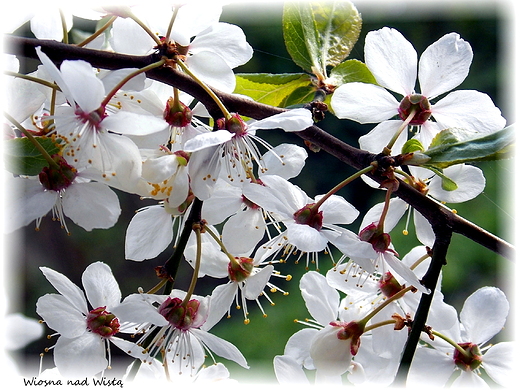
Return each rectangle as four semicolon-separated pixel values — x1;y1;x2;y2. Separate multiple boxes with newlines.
3;2;512;387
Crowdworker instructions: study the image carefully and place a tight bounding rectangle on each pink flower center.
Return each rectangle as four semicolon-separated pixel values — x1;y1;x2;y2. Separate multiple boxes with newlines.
398;94;432;125
86;307;120;337
158;297;201;331
39;155;77;192
75;107;106;131
453;342;483;371
163;97;193;127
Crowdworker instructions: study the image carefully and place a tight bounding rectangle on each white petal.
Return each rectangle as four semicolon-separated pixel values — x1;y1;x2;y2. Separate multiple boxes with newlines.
39;267;88;314
111;294;169;327
184;130;232;152
190;23;253;69
36;294;86;338
35;47;75;105
244;265;273;300
110;336;145;359
125;205;173;261
413;210;435;247
360;198;408;233
62;182;121;231
81;262;121;310
365;27;417;96
300;271;340;326
482;342;515;387
188;146;222;200
262;143;308;179
250;108;313;132
283;328;318;369
4;313;44;350
60;59;105;113
202;283;237;331
287;224;328;252
201;181;243;225
274;355;310;385
191;329;249;368
317;194;359;225
110;17;155;55
310;325;353;376
54;332;107;378
6;76;46;123
186;51;236;92
452;370;488;388
30;9;72;40
5;177;56;234
359;120;406;154
408;347;455;387
460;287;509;344
419;33;473;99
102;111;168;136
331;83;398;123
383;252;429;293
222;209;266;255
431;90;506;133
428;164;486;203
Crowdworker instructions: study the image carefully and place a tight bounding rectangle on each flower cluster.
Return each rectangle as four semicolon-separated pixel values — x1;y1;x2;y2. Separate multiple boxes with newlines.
3;2;512;387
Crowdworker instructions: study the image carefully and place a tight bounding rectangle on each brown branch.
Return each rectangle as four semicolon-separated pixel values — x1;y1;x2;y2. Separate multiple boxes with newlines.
4;35;514;261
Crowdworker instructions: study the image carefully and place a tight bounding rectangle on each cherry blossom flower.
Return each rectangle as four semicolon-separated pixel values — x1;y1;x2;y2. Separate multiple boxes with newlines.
184;109;313;200
36;262;141;378
243;174;359;267
408;286;513;387
331;27;506;152
5;157;121;234
35;47;166;191
111;289;248;376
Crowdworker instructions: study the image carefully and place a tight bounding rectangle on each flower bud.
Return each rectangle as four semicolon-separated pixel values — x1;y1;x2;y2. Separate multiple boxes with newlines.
86;306;120;337
217;113;247;136
228;257;254;283
453;342;483;371
163;97;193;127
39;155;77;192
398;94;432;125
293;203;323;230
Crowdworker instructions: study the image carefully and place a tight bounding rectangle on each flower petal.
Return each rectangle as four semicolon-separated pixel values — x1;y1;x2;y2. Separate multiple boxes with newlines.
39;267;88;314
191;328;249;368
460;286;509;344
54;332;107;378
36;294;86;338
81;262;121;310
287;223;328;252
359;120;406;154
249;108;313;132
317;194;359;225
482;342;515;387
419;33;472;99
300;271;340;326
274;355;310;385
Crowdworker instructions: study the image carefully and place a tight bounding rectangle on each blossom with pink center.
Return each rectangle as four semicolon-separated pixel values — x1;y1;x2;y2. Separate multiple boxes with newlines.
36;262;141;378
331;27;506;152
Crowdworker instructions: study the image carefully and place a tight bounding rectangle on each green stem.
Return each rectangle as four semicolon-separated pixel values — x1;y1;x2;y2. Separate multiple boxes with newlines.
377;185;394;232
76;16;117;48
384;107;417;154
311;164;375;213
203;225;238;264
181;226;202;306
4;71;60;91
410;253;431;271
165;5;180;43
175;58;232;120
431;330;470;358
59;9;68;44
360;286;415;326
128;13;162;45
100;59;166;107
3;112;60;169
364;319;397;333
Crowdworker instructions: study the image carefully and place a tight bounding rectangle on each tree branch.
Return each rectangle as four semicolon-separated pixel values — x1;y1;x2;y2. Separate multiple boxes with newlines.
4;35;514;261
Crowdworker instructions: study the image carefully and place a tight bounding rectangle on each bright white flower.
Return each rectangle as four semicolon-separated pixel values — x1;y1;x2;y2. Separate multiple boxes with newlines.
5;160;121;234
35;262;141;378
35;47;166;191
4;313;44;351
185;109;313;200
331;27;506;152
408;286;513;388
243;174;359;268
112;289;248;375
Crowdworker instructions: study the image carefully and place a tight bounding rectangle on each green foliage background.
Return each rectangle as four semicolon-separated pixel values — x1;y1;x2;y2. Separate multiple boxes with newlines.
7;1;514;383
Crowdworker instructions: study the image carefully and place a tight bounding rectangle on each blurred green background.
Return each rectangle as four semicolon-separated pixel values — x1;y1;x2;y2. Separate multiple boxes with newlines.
6;0;515;383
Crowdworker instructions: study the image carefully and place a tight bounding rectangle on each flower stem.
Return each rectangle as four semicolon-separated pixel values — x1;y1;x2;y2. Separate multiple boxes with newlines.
164;5;180;43
3;112;60;169
360;285;415;325
127;13;162;45
203;225;238;264
311;164;375;213
181;225;202;307
431;330;471;358
4;71;60;91
384;107;417;154
175;57;232;120
76;16;117;48
364;319;397;333
59;9;68;44
100;59;166;107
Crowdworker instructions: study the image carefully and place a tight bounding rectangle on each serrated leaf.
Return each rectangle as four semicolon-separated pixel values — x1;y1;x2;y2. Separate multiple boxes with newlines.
234;73;313;107
283;1;362;78
4;137;62;176
328;59;377;87
419;126;515;169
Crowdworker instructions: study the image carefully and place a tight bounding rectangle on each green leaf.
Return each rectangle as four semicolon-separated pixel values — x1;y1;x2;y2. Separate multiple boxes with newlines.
281;85;317;107
283;1;362;78
401;139;425;154
426;166;458;191
415;126;515;169
328;59;377;87
234;73;313;107
4;137;61;176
